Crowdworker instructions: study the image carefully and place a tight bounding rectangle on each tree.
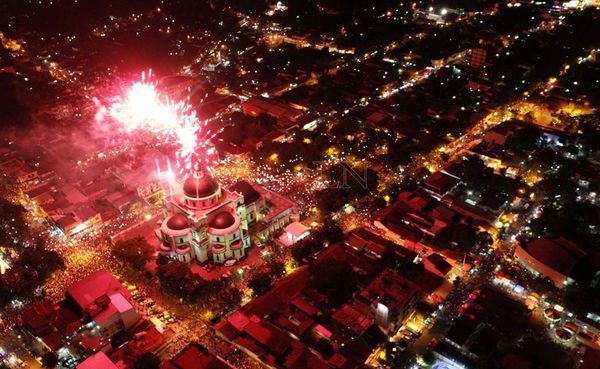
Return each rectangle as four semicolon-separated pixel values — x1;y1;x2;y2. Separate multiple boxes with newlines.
396;255;425;279
218;286;243;311
156;253;171;265
432;224;481;254
0;197;29;247
315;187;348;214
219;124;245;146
309;259;358;307
133;353;160;369
113;237;155;269
266;260;285;278
1;264;38;300
421;351;436;366
330;118;361;137
194;278;221;300
249;272;273;296
0;240;64;307
0;282;10;306
21;246;64;278
0;73;31;130
315;338;334;357
563;284;600;317
431;226;453;251
507;124;540;152
528;277;557;297
313;221;344;244
291;240;313;263
41;352;58;369
475;231;493;250
156;261;193;297
291;236;323;263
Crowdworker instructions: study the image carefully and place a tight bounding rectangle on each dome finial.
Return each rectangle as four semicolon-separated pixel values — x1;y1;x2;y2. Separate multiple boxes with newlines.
189;160;212;179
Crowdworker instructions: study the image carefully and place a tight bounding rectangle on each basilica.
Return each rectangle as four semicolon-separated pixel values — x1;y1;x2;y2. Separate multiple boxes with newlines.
156;171;297;264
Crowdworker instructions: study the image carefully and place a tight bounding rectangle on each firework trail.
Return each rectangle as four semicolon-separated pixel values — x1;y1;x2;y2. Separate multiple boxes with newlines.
95;70;219;175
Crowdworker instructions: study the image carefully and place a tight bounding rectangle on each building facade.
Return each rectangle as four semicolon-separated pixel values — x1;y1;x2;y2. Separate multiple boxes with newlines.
157;171;252;264
157;172;299;265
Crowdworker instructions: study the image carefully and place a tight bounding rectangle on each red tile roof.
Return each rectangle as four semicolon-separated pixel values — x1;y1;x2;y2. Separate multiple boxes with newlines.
332;305;374;336
170;343;233;369
76;352;118;369
66;270;129;311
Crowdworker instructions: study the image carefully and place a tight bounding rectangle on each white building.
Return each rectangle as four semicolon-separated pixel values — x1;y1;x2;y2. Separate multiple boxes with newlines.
157;171;251;264
157;171;300;264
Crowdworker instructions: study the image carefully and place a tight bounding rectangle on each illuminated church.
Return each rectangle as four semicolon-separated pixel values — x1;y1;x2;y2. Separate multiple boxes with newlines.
157;171;252;264
156;162;301;265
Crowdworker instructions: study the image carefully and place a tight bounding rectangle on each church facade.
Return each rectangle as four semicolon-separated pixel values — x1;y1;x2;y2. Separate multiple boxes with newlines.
157;172;252;264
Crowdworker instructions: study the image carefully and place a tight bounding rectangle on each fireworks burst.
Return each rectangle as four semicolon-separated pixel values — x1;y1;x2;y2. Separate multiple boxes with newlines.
95;70;219;175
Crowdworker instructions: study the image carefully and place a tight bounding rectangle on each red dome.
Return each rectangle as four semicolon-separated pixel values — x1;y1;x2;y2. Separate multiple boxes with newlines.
183;174;219;198
209;212;235;229
166;213;189;230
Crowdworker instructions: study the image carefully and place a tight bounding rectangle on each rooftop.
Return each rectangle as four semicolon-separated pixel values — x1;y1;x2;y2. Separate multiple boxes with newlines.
422;171;460;196
332;304;374;336
229;180;261;205
284;221;310;238
356;269;419;311
183;173;219;199
76;352;118;369
163;343;233;369
66;270;129;312
521;238;586;277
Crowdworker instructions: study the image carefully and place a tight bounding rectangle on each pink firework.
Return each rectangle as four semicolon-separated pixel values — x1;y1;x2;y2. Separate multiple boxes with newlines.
96;70;218;174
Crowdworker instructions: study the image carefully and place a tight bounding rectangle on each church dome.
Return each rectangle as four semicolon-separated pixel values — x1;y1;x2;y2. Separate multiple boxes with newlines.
209;212;236;229
183;174;219;198
165;213;190;230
